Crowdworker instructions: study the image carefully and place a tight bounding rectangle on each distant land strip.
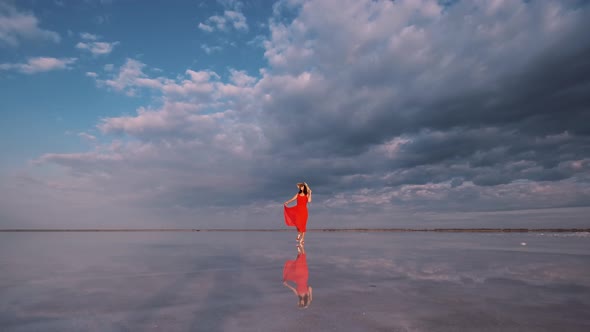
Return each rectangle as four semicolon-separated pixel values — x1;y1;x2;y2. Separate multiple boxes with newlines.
0;228;589;233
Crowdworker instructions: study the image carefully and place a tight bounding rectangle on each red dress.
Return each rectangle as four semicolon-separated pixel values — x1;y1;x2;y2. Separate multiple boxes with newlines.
284;194;309;232
283;253;309;294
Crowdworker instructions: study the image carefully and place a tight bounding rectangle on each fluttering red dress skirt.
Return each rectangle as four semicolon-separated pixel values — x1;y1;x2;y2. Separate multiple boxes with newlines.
284;195;309;232
283;253;309;294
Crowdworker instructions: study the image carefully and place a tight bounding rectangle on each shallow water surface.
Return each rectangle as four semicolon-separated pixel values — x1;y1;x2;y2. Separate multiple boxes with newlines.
1;232;589;331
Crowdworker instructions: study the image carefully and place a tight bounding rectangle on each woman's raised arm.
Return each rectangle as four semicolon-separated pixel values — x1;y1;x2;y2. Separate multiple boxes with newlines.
283;281;298;295
284;194;298;205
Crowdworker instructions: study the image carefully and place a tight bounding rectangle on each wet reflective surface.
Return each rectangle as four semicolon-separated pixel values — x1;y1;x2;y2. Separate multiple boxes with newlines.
1;232;589;331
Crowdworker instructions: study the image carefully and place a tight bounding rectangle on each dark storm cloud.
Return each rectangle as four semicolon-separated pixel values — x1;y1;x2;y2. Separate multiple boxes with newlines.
414;41;590;137
265;23;590;154
254;0;590;200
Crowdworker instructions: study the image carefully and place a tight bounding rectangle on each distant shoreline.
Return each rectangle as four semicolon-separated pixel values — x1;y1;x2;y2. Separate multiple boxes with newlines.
1;228;589;233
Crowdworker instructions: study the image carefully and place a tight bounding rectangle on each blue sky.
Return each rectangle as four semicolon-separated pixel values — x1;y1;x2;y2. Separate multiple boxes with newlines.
0;0;271;171
1;0;589;229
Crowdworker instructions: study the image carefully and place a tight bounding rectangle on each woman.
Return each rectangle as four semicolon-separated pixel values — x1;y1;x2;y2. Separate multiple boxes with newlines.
283;244;312;308
284;182;312;244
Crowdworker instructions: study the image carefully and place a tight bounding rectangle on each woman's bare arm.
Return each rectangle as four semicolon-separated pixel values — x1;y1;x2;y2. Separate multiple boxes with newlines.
283;281;298;295
284;194;298;205
308;190;312;203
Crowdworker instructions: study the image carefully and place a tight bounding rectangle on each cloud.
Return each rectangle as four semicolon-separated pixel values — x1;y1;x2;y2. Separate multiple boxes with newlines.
80;32;98;40
201;44;222;54
0;2;61;47
0;57;76;74
76;33;119;56
94;58;171;95
198;22;214;32
95;59;234;101
229;69;257;86
7;0;590;228
253;0;590;211
225;10;248;30
78;132;97;142
76;41;119;55
253;0;590;164
247;34;266;48
199;9;248;32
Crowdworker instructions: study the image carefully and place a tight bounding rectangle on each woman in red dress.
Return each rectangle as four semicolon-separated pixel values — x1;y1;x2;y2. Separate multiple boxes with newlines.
283;244;312;308
284;182;312;244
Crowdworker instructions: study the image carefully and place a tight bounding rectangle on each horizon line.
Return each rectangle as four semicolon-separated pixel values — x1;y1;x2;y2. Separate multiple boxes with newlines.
0;228;589;233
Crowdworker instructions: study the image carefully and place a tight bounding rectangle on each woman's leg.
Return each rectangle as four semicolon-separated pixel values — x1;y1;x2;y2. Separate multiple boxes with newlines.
300;232;305;244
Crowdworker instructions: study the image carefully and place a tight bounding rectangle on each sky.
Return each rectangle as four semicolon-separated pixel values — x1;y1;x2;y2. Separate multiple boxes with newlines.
1;0;589;229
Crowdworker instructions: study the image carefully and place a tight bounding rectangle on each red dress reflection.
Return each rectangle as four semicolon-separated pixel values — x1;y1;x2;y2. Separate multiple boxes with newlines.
284;194;309;232
283;245;312;308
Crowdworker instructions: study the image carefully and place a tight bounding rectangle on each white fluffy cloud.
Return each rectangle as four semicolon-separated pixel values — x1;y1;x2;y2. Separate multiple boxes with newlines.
0;2;60;47
76;41;119;55
0;57;76;74
95;59;170;95
199;9;248;32
80;32;98;40
75;33;119;55
198;22;214;32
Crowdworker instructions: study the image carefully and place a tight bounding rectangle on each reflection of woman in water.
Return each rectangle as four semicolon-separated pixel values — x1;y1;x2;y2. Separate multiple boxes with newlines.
284;182;312;244
283;244;312;308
